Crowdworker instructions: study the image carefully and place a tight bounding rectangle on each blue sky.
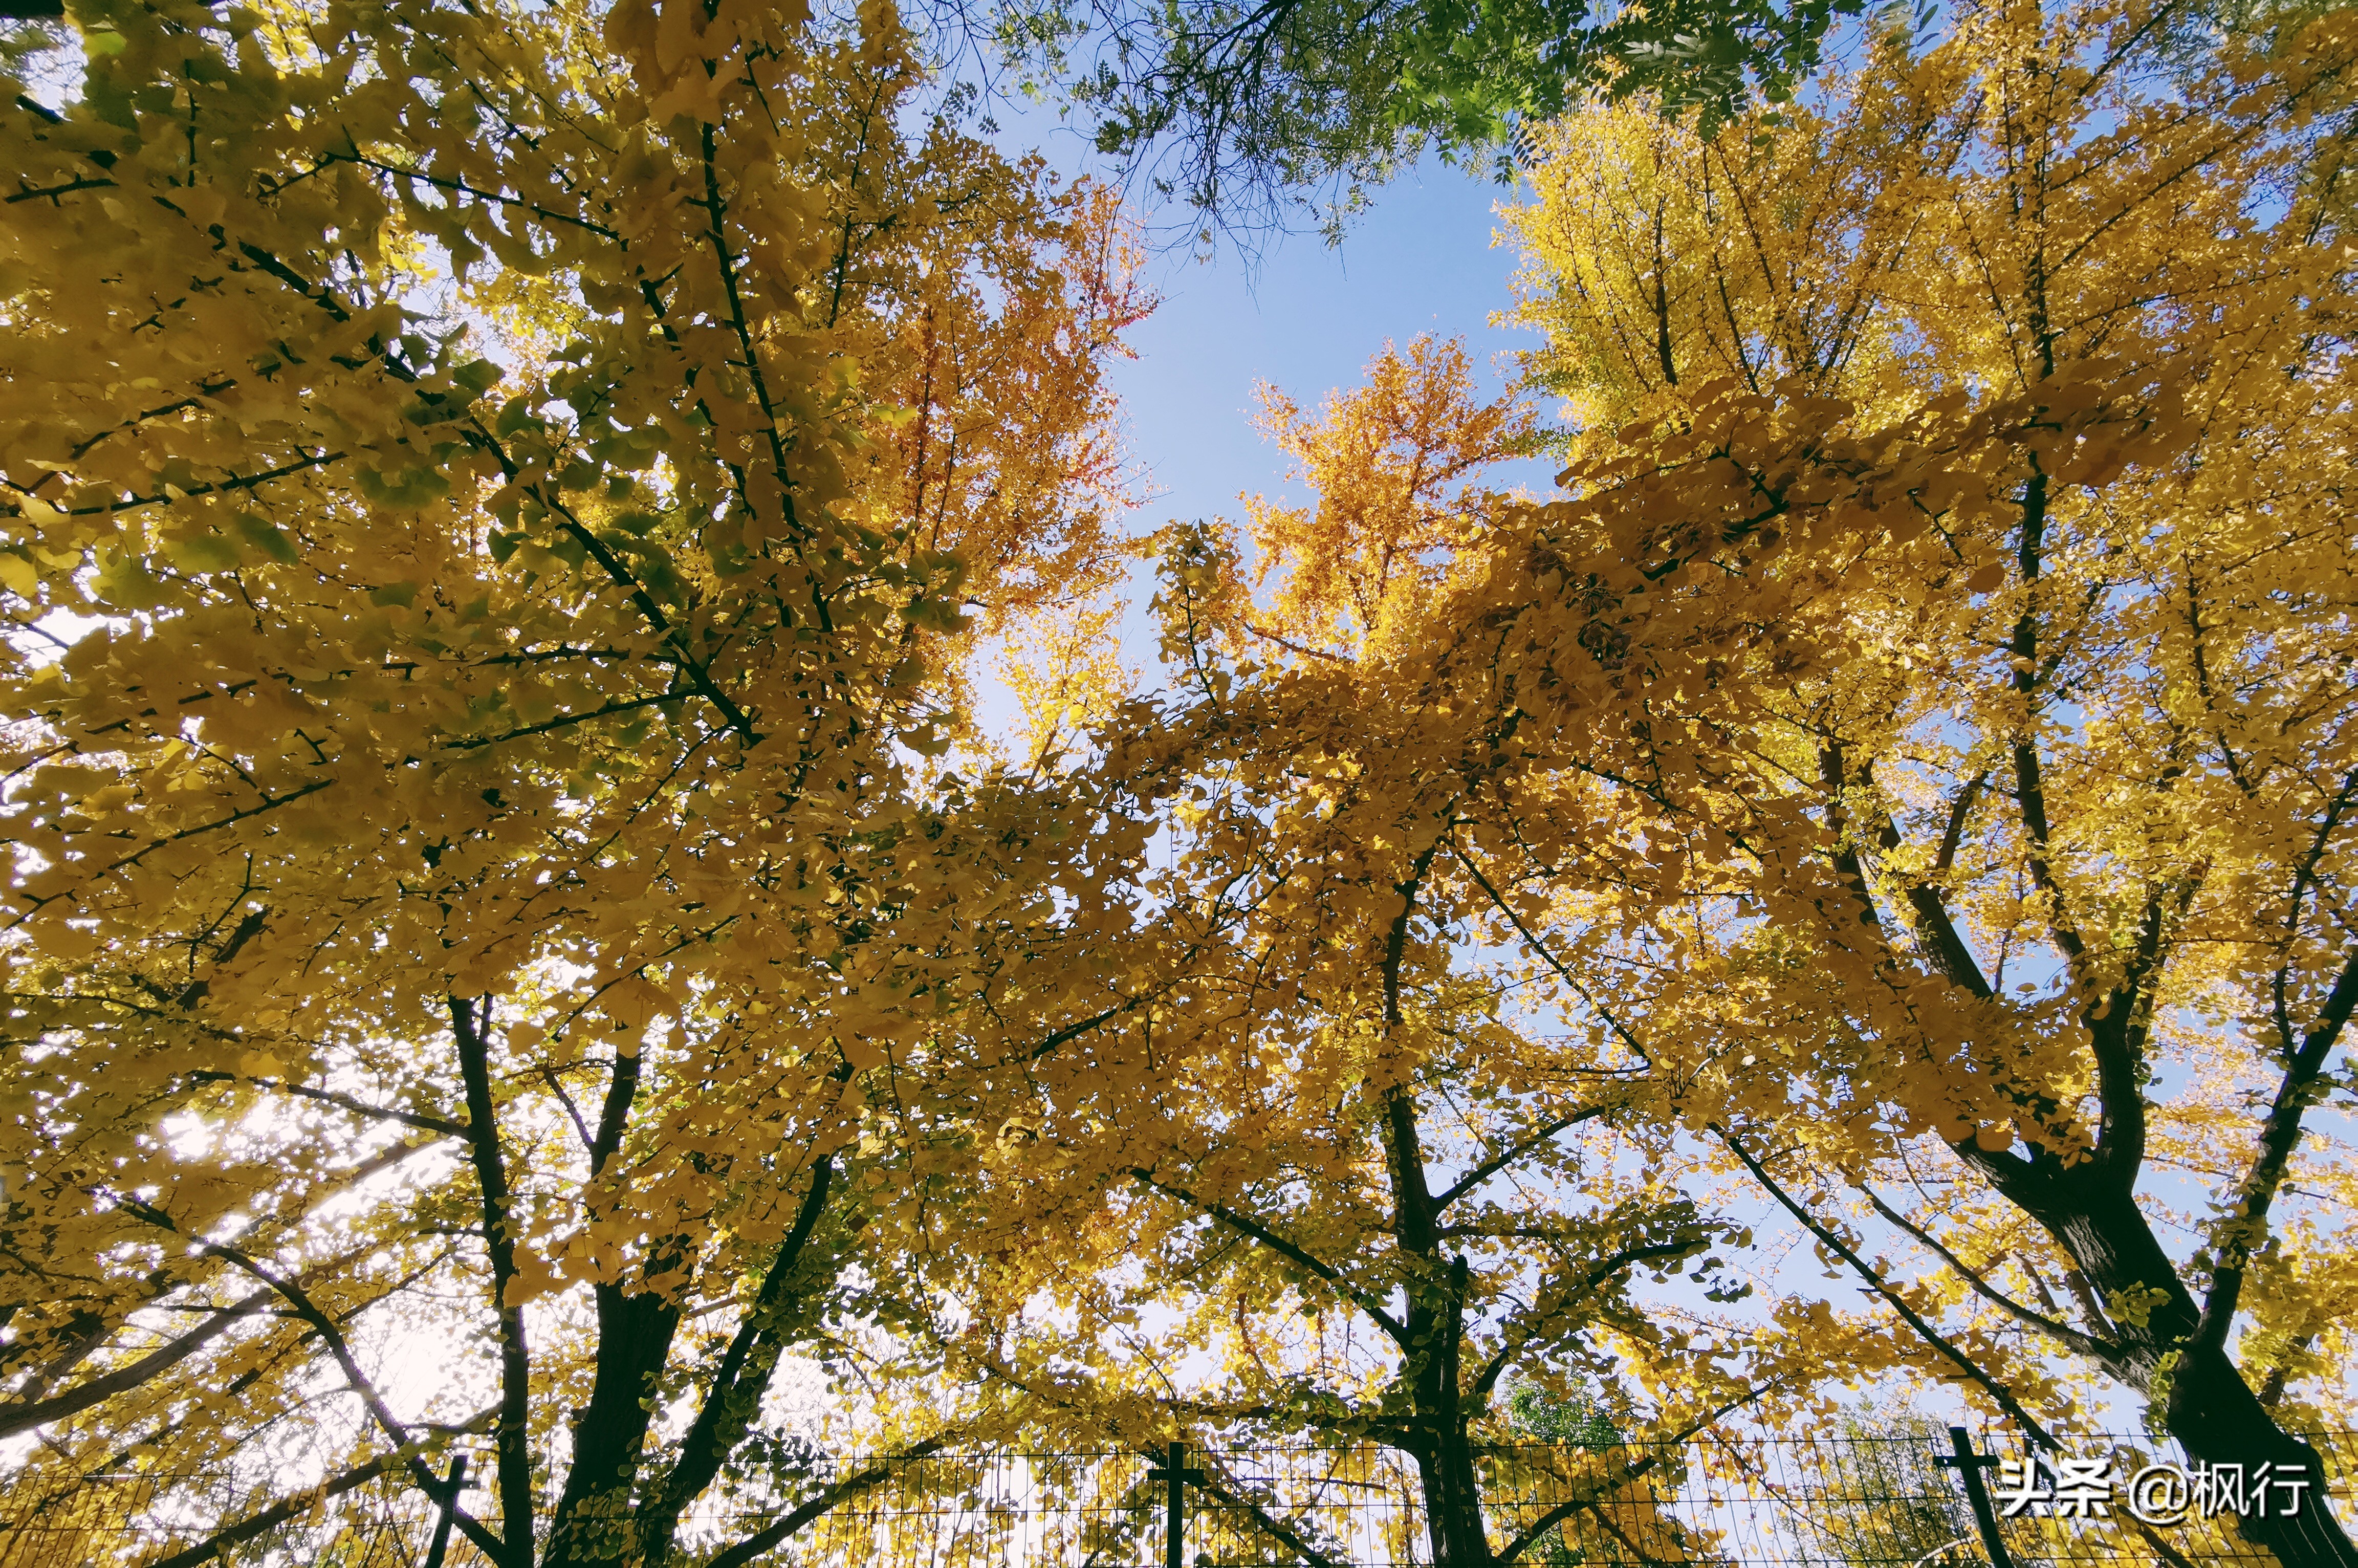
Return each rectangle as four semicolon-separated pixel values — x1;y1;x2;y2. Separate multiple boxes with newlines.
973;82;1555;564
1100;160;1546;538
961;105;1563;728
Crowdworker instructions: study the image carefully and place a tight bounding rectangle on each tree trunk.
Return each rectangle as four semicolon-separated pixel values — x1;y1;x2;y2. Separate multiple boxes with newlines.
1415;1427;1495;1568
1380;1076;1494;1568
1402;1256;1493;1568
2166;1343;2357;1568
631;1156;837;1568
2006;1170;2358;1566
540;1283;682;1568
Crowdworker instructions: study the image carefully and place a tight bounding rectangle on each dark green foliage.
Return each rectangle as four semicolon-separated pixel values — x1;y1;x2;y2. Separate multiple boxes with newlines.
1504;1379;1624;1450
972;0;1863;239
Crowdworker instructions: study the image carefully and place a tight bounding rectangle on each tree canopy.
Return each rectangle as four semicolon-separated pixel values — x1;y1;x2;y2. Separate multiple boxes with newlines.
6;0;2358;1564
1111;0;2358;1557
979;0;1873;238
3;0;1161;1559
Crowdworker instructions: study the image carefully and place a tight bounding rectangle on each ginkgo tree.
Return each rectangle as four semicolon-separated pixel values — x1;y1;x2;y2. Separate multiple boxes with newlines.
1228;1;2358;1562
13;0;2358;1564
0;0;1165;1562
913;345;1966;1568
944;685;1754;1568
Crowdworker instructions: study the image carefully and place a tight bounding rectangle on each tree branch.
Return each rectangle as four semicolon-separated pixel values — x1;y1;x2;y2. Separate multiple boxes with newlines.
702;1438;952;1568
1469;1235;1705;1403
640;1153;837;1562
451;995;535;1568
132;1407;497;1568
1446;838;1652;1066
0;1287;273;1440
1243;621;1355;664
1855;761;1994;998
185;1071;467;1140
109;1200;510;1562
1714;1127;2058;1450
1189;1464;1345;1568
1436;1104;1611;1211
1129;1169;1407;1341
0;781;337;925
1493;1383;1780;1566
1857;1187;2102;1357
2196;937;2358;1349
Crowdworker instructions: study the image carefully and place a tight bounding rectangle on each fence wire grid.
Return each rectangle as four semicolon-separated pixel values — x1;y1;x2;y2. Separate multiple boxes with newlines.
3;1428;2351;1568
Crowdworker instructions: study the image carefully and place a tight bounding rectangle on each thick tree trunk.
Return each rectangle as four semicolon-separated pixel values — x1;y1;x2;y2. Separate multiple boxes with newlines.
1399;1254;1494;1568
1380;1071;1495;1568
1414;1427;1496;1568
541;1284;682;1568
541;1042;689;1568
2006;1172;2358;1566
2165;1345;2357;1568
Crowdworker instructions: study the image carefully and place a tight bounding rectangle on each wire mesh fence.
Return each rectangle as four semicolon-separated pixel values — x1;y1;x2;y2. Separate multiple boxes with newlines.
3;1427;2352;1568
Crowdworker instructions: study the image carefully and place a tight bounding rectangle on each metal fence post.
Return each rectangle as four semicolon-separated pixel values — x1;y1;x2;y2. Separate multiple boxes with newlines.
1935;1426;2018;1568
423;1453;468;1568
1146;1439;1205;1568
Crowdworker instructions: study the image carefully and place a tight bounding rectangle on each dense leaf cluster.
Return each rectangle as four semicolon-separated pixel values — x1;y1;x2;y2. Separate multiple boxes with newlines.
5;1;2358;1566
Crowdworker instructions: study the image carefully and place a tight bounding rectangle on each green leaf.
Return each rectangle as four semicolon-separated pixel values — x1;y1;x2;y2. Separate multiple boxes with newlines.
234;513;301;563
164;534;242;574
93;551;165;609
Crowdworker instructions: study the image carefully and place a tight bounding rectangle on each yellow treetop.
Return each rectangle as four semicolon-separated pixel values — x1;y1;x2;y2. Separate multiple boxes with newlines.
1;0;1155;1560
